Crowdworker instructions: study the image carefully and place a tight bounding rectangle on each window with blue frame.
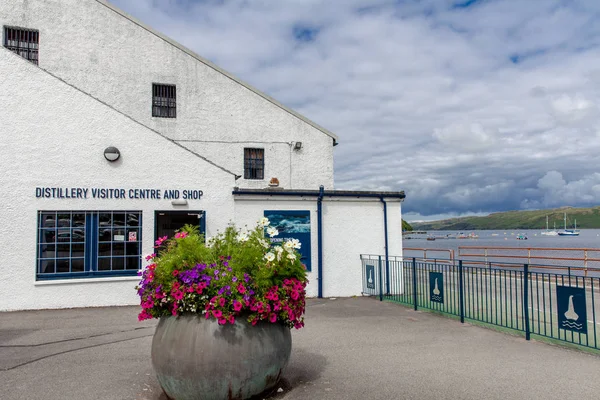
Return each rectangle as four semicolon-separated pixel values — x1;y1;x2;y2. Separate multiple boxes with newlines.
37;211;142;280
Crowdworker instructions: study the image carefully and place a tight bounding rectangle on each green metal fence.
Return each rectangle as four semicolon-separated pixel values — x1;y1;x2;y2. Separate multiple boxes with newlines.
360;255;600;351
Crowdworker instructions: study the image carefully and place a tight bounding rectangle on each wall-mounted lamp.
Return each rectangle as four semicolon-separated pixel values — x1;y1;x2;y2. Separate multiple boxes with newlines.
293;141;303;151
103;146;121;162
171;199;188;206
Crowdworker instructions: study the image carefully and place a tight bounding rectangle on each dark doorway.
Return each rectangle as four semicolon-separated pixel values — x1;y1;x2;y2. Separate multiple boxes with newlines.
154;211;205;248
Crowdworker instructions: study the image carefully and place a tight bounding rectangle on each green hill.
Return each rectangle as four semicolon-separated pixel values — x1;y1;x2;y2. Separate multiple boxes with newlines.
410;206;600;230
402;219;413;232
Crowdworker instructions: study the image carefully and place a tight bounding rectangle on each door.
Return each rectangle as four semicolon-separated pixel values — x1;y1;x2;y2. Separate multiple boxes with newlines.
154;211;205;246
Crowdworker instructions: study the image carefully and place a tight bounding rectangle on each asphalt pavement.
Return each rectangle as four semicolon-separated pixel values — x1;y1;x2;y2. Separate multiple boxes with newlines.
1;297;600;400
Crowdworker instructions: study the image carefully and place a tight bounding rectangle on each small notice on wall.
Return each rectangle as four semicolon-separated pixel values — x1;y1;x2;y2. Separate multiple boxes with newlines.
128;232;137;242
114;234;125;241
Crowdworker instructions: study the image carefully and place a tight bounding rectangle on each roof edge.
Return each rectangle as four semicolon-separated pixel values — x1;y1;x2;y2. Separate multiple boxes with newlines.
1;47;239;179
96;0;339;145
232;188;406;199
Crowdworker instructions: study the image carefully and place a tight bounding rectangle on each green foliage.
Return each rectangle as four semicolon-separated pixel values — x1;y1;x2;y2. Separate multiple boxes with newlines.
402;219;413;232
410;206;600;230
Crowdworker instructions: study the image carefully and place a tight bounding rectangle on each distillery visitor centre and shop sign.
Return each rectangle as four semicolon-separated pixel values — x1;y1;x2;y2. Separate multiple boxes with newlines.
35;187;204;200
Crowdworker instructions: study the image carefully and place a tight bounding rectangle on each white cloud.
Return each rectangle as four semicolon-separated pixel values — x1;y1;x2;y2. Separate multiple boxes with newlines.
109;0;600;217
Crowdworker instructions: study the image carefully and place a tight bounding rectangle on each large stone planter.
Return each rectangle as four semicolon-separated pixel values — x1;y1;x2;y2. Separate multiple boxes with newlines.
151;314;292;400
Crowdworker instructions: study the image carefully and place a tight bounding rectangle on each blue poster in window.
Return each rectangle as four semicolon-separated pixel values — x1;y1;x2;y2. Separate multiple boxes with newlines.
557;286;587;334
264;210;311;271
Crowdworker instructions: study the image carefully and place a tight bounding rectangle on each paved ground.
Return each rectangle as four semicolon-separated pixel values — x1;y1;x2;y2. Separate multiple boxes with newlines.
2;297;600;400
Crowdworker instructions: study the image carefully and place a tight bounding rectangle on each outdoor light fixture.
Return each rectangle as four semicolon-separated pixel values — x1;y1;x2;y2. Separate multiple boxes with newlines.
103;146;121;162
293;141;303;151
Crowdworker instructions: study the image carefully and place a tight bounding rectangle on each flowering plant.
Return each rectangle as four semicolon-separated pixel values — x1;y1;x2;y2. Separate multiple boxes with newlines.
136;218;308;329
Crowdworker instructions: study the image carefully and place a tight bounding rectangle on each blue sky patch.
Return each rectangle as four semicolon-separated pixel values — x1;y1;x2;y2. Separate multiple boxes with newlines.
293;25;320;42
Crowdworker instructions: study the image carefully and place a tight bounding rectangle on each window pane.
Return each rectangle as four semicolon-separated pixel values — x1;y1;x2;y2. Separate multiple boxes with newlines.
40;259;55;274
99;212;111;228
126;257;140;270
71;243;85;258
57;229;70;242
40;213;56;228
99;228;111;242
127;213;140;227
112;257;125;270
113;243;125;256
113;213;125;227
125;242;139;256
42;229;56;243
40;244;55;259
57;213;71;227
73;213;86;227
98;258;111;271
56;259;70;273
71;258;85;272
99;243;111;257
72;228;85;242
57;244;70;257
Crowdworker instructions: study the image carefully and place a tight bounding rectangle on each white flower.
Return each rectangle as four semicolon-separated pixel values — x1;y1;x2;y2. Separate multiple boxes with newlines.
275;246;284;260
206;237;213;248
287;253;297;261
291;238;301;249
259;217;270;227
267;226;279;237
284;240;294;252
259;238;270;249
264;252;275;262
237;232;249;242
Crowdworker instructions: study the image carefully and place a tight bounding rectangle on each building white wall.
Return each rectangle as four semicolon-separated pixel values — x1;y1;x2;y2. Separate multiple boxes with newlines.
0;50;237;311
234;196;403;298
0;0;336;190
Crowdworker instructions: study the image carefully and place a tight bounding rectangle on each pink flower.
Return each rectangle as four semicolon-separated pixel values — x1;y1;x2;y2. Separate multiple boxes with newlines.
237;284;246;294
172;290;184;300
228;315;235;324
218;318;227;325
196;286;204;295
291;290;299;300
138;310;152;321
155;236;168;247
172;282;180;290
213;310;223;318
172;270;180;277
145;253;156;261
174;232;189;239
233;300;242;312
269;313;277;323
219;297;226;307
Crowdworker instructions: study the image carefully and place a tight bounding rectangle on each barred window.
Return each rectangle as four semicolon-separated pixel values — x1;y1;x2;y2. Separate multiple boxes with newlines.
3;26;39;65
152;83;176;118
244;148;264;180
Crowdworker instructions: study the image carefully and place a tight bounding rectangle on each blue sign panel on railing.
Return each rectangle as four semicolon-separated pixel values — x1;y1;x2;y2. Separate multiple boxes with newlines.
429;272;443;304
366;264;376;290
557;286;587;334
264;210;311;271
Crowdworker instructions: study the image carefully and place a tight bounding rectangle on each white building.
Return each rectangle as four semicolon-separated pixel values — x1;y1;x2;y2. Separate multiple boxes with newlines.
0;0;404;311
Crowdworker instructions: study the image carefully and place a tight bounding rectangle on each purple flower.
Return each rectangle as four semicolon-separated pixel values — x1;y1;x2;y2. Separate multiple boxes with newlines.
232;277;238;282
223;261;229;267
214;270;220;276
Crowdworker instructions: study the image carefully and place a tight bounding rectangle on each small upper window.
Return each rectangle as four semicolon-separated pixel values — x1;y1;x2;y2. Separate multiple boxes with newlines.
244;148;264;180
152;83;176;118
3;26;39;65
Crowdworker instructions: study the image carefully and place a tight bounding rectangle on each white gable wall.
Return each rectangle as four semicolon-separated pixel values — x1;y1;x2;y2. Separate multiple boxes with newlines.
0;50;236;311
0;0;335;190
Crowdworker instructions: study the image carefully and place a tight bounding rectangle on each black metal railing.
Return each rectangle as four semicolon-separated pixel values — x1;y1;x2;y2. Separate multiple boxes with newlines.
360;255;600;351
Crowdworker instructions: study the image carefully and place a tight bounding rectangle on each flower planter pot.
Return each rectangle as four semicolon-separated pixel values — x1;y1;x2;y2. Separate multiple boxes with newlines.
151;314;292;400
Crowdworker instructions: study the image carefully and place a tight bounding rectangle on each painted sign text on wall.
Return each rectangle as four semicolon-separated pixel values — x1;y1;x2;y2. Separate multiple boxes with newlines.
35;187;203;200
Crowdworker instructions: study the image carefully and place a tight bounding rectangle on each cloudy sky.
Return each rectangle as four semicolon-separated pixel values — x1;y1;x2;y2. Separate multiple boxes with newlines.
110;0;600;222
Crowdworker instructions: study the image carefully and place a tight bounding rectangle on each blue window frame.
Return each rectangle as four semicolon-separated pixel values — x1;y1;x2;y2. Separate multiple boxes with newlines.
37;211;142;280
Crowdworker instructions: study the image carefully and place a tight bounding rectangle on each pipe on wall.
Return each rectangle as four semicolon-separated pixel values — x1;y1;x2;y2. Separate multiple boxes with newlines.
317;185;324;298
